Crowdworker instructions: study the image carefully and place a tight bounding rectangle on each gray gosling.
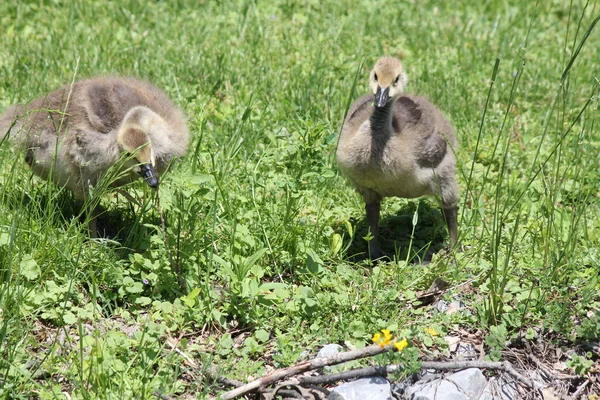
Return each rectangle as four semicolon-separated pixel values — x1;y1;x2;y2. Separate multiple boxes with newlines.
0;77;189;236
336;57;458;259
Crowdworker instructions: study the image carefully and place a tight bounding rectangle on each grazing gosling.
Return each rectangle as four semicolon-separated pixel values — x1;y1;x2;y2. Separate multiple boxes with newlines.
336;57;458;259
0;77;189;236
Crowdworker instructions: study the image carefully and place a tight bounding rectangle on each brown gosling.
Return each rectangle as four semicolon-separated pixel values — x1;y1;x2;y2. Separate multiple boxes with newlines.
336;57;458;260
0;77;190;236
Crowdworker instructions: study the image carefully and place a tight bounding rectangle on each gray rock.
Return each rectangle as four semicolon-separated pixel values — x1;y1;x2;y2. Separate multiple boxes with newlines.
435;300;450;313
455;343;478;361
299;350;310;359
329;376;393;400
434;300;465;315
446;369;487;399
404;369;489;400
418;371;443;382
316;343;343;359
479;377;518;400
444;336;461;353
405;378;468;400
391;380;412;398
316;344;344;373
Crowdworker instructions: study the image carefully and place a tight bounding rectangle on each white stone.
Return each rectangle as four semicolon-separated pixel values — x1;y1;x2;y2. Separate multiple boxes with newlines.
446;368;487;399
316;343;344;373
444;336;461;352
479;377;518;400
316;343;343;359
329;376;392;400
405;378;469;400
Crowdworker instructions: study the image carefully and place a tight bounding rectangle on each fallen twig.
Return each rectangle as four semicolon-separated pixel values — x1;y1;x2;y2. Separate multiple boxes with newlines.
572;379;589;399
220;344;388;399
220;342;546;399
525;352;578;381
297;364;401;386
294;360;541;390
167;337;198;368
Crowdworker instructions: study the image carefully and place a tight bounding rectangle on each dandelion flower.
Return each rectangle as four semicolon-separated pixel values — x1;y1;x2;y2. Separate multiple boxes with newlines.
372;332;381;343
394;338;408;352
381;329;393;341
373;329;395;348
425;327;438;336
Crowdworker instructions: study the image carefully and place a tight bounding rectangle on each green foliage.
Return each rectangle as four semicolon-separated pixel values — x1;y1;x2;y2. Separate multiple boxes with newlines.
484;324;508;362
576;312;600;341
566;353;594;376
0;0;599;397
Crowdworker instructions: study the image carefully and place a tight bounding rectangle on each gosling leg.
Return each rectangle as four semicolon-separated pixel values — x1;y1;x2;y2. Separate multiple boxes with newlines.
365;201;384;260
442;205;458;247
88;206;100;238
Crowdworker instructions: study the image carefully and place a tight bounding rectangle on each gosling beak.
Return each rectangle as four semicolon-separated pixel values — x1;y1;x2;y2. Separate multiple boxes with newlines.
374;86;390;108
139;163;159;188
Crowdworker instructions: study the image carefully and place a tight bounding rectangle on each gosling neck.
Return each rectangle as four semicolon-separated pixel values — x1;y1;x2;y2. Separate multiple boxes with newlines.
369;98;395;136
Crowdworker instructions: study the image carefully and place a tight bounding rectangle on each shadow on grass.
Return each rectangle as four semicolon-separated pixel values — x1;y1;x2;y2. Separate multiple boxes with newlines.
341;200;450;264
1;182;155;250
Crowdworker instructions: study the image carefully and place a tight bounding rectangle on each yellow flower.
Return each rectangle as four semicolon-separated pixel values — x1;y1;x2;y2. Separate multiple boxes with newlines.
425;327;438;336
373;329;396;348
394;338;408;352
372;332;381;343
381;329;393;341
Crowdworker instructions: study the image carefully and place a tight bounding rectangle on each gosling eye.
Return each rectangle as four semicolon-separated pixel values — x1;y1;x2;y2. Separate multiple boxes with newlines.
393;75;400;86
374;73;378;82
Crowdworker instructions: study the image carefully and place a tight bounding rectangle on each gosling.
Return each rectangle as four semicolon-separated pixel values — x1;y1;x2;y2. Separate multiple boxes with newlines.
336;57;458;260
0;77;189;236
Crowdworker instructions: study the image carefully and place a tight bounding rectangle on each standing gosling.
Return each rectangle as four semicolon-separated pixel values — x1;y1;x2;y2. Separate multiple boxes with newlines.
336;57;458;259
0;77;189;236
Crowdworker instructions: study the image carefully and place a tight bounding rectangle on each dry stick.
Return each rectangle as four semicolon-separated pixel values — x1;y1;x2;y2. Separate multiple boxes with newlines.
220;344;388;399
296;364;401;386
525;353;578;381
222;348;545;399
572;379;589;400
295;361;541;389
166;338;199;368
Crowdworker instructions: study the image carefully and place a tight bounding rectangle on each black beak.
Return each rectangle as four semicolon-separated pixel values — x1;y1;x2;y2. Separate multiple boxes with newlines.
139;163;159;188
374;86;390;108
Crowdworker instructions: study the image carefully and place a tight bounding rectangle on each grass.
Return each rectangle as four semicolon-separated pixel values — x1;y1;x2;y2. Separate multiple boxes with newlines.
0;0;599;398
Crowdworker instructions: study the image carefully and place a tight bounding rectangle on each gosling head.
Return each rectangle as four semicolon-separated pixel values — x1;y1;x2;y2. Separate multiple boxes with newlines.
369;57;408;109
117;124;159;189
